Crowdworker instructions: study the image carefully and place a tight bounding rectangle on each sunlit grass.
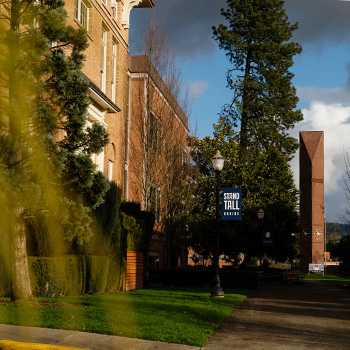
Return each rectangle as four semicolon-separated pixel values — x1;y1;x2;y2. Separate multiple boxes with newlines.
0;287;253;346
300;273;350;285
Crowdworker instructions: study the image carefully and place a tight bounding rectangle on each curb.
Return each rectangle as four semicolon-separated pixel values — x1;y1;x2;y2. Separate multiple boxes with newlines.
0;340;84;350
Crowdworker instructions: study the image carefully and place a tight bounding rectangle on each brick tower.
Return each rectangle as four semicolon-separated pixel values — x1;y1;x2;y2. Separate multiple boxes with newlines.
299;131;325;272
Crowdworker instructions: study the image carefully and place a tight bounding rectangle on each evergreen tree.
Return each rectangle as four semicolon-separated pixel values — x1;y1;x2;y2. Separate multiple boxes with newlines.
213;0;303;161
0;0;109;299
189;117;299;266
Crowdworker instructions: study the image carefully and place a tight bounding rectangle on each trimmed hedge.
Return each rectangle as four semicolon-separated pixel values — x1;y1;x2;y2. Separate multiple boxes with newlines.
0;254;10;298
29;255;109;297
153;267;260;289
85;256;109;294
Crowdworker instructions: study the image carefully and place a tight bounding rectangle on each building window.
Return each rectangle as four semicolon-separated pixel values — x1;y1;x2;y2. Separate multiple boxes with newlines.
111;40;117;103
111;0;118;19
74;0;89;30
108;159;113;181
100;26;107;93
182;147;188;166
149;112;162;154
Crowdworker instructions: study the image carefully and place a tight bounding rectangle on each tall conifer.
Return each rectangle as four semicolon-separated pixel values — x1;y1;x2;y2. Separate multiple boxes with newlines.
213;0;302;161
0;0;109;299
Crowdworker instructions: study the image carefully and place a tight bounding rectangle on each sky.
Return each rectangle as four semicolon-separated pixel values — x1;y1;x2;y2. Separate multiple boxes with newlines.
130;0;350;223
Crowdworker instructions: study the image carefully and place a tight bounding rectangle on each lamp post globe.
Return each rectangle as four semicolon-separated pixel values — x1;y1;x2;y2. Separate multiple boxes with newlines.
212;150;224;172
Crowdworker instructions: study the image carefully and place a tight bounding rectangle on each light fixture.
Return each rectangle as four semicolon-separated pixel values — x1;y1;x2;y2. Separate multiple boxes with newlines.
212;150;224;172
258;208;264;220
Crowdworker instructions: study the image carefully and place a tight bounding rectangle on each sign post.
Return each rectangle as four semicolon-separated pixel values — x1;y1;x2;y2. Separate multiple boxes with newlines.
221;188;242;221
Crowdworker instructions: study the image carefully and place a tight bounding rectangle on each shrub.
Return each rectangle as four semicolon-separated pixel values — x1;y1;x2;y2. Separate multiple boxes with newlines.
85;256;109;294
29;255;109;297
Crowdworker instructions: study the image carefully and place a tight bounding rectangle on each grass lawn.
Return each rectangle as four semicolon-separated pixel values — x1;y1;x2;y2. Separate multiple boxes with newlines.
0;287;253;346
300;273;350;285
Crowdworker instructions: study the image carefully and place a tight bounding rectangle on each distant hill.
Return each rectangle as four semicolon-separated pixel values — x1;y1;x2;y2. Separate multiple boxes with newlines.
326;223;350;238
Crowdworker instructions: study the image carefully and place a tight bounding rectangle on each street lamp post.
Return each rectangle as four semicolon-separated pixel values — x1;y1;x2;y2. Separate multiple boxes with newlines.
258;208;264;268
211;150;224;297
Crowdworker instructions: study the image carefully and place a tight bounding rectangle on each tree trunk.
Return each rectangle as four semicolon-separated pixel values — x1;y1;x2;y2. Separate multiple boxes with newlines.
10;208;33;301
7;0;33;301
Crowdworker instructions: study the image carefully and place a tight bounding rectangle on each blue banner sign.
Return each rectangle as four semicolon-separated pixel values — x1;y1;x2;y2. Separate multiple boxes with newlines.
262;229;273;247
221;188;242;220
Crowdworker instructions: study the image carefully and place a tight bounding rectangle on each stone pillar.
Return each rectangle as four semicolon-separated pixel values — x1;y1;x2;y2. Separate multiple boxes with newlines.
299;131;324;272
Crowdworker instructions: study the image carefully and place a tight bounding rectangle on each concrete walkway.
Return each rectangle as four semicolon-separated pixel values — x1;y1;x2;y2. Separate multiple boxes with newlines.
0;324;200;350
203;280;350;350
1;280;349;350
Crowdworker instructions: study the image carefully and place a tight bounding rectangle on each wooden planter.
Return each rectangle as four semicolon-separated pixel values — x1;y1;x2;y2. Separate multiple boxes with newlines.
124;251;143;291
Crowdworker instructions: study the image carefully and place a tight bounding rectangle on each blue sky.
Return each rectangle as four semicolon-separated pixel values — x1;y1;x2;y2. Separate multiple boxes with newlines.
130;0;350;222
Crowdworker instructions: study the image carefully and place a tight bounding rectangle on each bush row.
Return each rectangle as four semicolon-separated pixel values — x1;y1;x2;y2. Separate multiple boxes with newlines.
151;267;260;289
0;255;110;297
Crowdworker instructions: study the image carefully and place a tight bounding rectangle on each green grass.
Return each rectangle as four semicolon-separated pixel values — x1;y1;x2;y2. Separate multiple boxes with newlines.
0;287;253;346
300;273;350;285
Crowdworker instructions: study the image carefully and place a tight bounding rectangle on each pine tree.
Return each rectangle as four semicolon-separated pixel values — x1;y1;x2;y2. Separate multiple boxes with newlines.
0;0;109;299
213;0;303;161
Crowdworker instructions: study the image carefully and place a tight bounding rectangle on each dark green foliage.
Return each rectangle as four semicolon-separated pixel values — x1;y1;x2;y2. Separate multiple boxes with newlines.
84;256;109;294
84;182;122;256
94;182;122;238
334;235;350;277
28;256;109;296
190;0;302;267
29;256;86;297
0;255;10;298
213;0;302;160
0;0;110;258
106;215;127;292
120;202;155;254
189;128;300;265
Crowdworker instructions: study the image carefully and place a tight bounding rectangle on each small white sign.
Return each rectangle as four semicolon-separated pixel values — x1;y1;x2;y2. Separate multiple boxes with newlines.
309;263;324;273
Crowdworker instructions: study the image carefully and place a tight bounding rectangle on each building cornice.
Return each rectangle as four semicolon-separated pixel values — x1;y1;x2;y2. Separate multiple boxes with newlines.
122;0;154;29
83;74;121;113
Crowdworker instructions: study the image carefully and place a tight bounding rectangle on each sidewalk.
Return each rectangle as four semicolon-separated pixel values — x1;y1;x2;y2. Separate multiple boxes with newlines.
0;324;201;350
203;280;350;350
1;280;349;350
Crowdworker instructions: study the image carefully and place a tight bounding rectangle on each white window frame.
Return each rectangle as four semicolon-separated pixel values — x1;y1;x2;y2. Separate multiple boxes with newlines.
111;40;117;103
111;0;118;19
100;26;107;93
108;159;113;181
74;0;89;30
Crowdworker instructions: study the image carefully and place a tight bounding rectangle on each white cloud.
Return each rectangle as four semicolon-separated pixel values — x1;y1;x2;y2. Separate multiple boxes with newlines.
290;101;350;221
186;80;209;99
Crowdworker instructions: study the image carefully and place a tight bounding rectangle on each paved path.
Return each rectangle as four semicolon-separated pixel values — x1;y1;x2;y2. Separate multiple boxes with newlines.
1;281;349;350
203;280;350;350
0;324;200;350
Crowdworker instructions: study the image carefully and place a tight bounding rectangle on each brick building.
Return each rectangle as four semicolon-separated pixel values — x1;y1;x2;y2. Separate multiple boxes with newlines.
128;55;190;269
65;0;154;193
65;0;190;270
